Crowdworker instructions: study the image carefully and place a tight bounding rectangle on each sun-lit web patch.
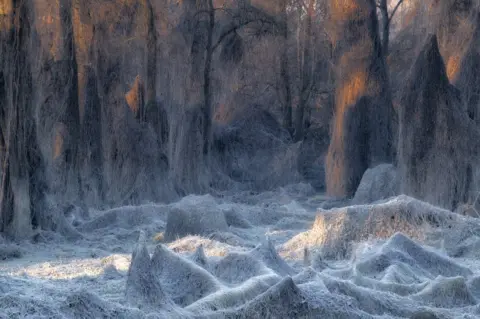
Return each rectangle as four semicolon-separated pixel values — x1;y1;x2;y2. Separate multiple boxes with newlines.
5;254;131;280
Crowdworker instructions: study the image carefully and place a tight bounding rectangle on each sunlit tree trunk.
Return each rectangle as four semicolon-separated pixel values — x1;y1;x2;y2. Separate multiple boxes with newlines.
325;0;394;197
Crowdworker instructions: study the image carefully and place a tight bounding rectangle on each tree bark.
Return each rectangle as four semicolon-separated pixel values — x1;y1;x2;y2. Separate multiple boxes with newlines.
325;0;394;197
0;0;46;239
202;0;214;155
378;0;404;56
379;0;390;56
144;0;157;104
55;0;82;203
294;0;315;142
80;65;105;204
280;0;293;135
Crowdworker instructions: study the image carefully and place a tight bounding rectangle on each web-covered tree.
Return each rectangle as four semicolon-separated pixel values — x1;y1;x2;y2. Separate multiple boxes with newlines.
51;0;82;204
274;0;334;141
325;0;394;197
184;0;279;155
0;0;40;239
293;0;316;142
279;0;293;134
0;0;72;240
142;0;169;153
377;0;405;55
143;0;157;105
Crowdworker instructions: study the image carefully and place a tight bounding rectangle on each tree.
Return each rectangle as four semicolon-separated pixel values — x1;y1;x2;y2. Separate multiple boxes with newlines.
276;0;333;141
377;0;405;56
0;0;47;239
294;0;315;142
56;0;82;202
144;0;157;105
398;35;479;210
325;0;394;197
203;0;215;155
186;0;278;155
79;64;105;205
279;0;293;134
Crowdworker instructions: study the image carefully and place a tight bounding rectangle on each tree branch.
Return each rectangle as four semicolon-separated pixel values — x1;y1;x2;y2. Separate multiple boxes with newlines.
212;17;275;52
388;0;404;24
212;22;247;52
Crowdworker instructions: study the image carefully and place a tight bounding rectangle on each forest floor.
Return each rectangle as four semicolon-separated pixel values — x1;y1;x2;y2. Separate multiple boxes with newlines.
0;184;480;318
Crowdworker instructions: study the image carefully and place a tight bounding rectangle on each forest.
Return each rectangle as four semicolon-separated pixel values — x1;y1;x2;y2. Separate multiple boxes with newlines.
0;0;480;318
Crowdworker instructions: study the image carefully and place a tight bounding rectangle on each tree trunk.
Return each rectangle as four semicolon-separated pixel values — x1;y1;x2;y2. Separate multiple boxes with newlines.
2;0;33;239
379;0;390;56
187;0;206;105
80;65;105;204
144;0;157;104
0;0;46;239
280;0;293;134
57;0;82;203
202;0;214;155
325;0;394;197
294;0;315;142
59;0;80;145
0;3;11;234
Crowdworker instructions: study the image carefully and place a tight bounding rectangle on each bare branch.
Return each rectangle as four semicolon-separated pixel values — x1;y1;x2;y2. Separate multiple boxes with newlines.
212;20;252;52
388;0;405;24
212;17;277;53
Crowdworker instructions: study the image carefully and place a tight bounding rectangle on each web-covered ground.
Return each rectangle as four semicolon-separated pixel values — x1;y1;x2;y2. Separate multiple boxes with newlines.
1;184;480;318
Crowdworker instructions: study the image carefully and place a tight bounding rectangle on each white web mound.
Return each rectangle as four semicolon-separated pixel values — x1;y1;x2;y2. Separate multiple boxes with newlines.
164;195;229;242
284;195;475;259
1;189;480;318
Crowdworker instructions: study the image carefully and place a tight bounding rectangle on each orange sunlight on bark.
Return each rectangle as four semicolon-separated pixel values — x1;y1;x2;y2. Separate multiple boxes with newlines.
53;124;67;161
446;54;460;82
330;0;360;21
326;69;367;196
125;76;145;115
